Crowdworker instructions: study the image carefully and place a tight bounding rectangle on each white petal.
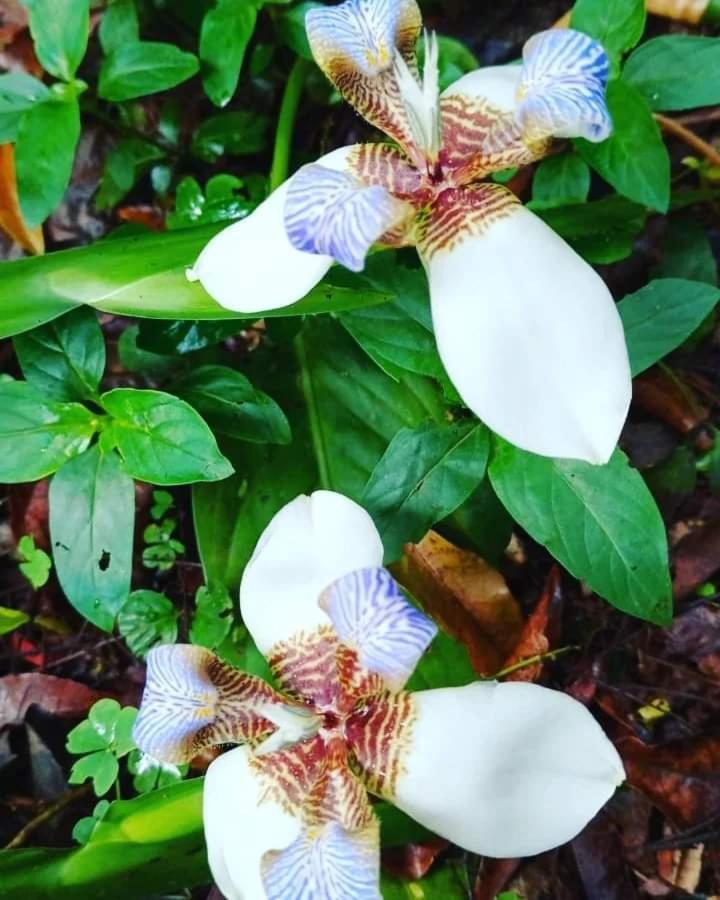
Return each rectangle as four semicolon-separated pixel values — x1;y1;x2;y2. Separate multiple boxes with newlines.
424;205;631;463
393;682;625;858
442;64;522;113
204;746;301;900
190;146;358;314
240;491;384;655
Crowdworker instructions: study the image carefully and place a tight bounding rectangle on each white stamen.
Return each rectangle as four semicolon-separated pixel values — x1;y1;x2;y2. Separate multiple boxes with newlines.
393;30;442;165
254;703;320;755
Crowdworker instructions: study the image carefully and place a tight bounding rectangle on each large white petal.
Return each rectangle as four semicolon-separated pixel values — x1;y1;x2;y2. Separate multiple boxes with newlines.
204;746;301;900
240;491;384;655
423;204;631;463
189;146;357;314
442;64;522;113
393;681;624;858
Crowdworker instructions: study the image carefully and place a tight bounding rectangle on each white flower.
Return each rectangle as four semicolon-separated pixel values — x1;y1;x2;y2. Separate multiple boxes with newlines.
188;0;631;465
134;490;625;900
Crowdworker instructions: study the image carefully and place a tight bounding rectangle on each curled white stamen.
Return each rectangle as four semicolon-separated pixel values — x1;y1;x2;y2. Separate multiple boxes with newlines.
393;30;442;165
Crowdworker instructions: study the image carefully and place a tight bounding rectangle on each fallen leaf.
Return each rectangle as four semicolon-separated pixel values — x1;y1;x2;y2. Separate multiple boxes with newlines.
619;734;720;829
572;811;639;900
672;521;720;599
0;0;28;46
9;479;50;551
663;604;720;678
382;838;448;881
117;205;165;231
0;673;111;727
395;531;523;675
473;858;520;900
501;566;563;682
0;143;44;254
633;369;708;435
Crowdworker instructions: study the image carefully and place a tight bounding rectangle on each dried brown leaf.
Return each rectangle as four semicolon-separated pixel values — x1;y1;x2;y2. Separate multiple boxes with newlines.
0;674;110;727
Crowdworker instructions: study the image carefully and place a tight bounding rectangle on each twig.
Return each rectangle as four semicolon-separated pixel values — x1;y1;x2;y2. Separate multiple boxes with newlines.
490;645;579;680
4;783;93;849
654;113;720;167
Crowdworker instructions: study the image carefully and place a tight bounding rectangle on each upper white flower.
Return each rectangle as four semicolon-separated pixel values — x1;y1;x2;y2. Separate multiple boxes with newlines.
187;0;631;465
134;490;625;900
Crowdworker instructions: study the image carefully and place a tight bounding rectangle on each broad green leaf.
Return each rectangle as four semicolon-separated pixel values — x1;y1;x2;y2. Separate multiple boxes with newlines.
99;0;139;55
0;72;48;143
200;0;257;107
14;306;105;401
0;606;30;635
117;590;178;656
167;174;255;227
571;0;645;60
96;138;166;210
382;862;471;899
276;2;322;58
654;218;718;285
101;388;234;485
0;224;393;340
15;90;81;228
530;153;591;209
536;195;646;264
49;446;135;631
489;441;672;624
22;0;90;80
98;41;199;101
17;535;51;589
618;278;720;376
172;364;291;444
362;421;490;562
576;79;670;213
69;750;119;797
191;110;271;161
189;583;233;649
624;35;720;111
0;380;96;482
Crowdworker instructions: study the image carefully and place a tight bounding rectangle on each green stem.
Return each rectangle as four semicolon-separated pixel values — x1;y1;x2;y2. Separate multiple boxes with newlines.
269;58;311;191
294;330;331;490
491;645;579;680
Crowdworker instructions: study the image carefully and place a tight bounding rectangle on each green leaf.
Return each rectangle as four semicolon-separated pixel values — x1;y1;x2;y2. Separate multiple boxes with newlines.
189;583;233;649
98;41;199;102
571;0;645;60
17;535;51;589
419;33;478;91
117;590;178;656
576;79;670;213
489;441;672;624
199;0;257;107
618;278;720;376
101;388;234;485
406;629;477;691
69;750;119;797
536;195;646;265
99;0;139;55
654;218;718;285
362;422;490;562
68;699;138;758
382;862;471;899
276;2;322;58
0;224;393;341
0;380;96;482
22;0;90;80
624;35;720;111
530;153;591;210
14;307;105;402
0;606;30;635
96;138;166;210
172;364;291;444
72;800;110;845
49;445;135;632
191;110;271;161
16;90;81;228
0;72;48;143
128;751;186;795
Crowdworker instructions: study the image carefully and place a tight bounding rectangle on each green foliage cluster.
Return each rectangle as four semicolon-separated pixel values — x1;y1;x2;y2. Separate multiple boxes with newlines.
1;0;720;896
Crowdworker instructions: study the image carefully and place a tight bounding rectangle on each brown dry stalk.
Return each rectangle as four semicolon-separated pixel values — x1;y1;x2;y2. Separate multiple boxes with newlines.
654;113;720;167
4;783;93;849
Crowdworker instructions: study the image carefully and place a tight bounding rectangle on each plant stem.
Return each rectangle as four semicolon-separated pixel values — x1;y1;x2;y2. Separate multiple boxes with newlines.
269;58;311;191
491;645;579;680
294;330;331;490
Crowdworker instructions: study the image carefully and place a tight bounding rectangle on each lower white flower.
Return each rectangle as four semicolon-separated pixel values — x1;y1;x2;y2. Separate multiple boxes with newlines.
133;491;625;900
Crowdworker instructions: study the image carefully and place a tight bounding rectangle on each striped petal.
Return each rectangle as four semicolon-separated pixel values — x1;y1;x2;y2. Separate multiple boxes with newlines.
306;0;422;154
284;164;411;273
204;746;302;900
133;645;284;763
518;29;611;143
419;186;631;463
389;682;625;857
320;567;437;691
240;491;384;656
188;146;356;314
